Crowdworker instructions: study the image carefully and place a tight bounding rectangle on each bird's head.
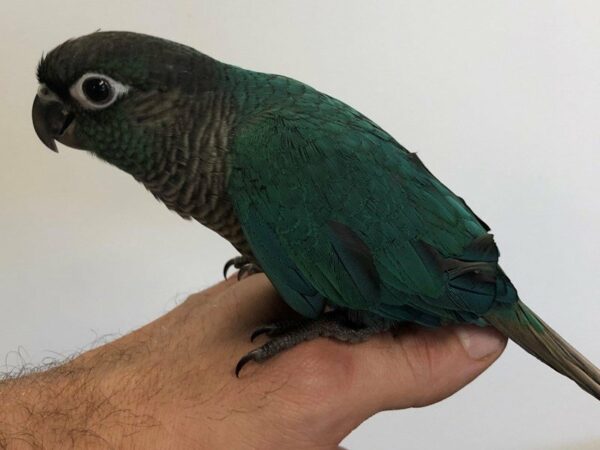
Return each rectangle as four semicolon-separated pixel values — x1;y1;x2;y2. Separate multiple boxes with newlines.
32;31;222;177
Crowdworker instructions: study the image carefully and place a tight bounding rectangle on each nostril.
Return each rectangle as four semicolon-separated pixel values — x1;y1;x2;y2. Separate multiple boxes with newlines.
36;84;59;102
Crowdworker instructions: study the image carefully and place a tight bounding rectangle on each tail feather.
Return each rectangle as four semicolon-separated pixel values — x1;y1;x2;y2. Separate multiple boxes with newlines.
485;302;600;400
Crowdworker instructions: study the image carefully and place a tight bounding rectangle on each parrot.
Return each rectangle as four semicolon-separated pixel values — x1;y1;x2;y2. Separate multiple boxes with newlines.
32;31;600;400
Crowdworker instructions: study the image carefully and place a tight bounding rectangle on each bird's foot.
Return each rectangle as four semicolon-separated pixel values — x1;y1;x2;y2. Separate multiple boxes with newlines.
235;311;389;377
223;256;262;280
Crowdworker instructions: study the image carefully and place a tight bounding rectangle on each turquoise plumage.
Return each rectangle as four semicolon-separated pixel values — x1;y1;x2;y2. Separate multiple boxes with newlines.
229;80;506;324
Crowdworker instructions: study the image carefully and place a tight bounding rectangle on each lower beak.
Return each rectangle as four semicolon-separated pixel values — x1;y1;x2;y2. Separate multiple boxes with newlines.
31;96;75;152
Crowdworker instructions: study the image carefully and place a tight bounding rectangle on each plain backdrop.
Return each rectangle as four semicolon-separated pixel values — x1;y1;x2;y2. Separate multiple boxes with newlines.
1;1;599;449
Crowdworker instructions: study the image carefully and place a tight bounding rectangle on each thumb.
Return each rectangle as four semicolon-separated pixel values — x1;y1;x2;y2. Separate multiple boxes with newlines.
304;324;507;444
363;324;507;409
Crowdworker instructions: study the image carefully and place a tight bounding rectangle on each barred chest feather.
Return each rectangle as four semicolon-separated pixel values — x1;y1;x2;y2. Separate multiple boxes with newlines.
138;91;253;257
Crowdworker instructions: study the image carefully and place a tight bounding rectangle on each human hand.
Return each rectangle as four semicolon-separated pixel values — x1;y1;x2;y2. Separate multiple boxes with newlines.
0;274;506;449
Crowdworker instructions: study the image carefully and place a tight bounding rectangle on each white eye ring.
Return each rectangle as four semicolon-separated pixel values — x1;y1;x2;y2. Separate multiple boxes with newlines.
69;72;129;110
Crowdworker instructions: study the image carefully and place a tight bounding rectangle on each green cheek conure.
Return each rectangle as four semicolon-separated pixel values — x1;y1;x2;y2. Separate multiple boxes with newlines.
32;31;600;400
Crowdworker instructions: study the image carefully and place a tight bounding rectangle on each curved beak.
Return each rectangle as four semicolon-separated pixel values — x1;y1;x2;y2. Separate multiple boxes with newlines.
31;95;75;152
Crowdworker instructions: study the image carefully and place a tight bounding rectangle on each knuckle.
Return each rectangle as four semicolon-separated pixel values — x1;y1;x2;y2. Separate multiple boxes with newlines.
397;330;439;393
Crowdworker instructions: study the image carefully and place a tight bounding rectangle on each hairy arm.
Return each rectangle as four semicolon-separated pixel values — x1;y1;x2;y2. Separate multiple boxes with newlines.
0;275;505;449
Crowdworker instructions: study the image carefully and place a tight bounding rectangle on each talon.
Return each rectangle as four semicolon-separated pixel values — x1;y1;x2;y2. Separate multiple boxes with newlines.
235;352;257;377
223;258;236;279
223;256;261;280
250;326;272;342
238;263;262;280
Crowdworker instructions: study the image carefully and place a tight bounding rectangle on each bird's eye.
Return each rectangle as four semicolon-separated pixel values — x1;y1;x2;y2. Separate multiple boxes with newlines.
82;78;111;103
70;73;129;110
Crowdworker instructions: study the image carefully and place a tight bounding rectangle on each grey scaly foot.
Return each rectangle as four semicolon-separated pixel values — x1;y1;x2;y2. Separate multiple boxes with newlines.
223;256;262;280
235;311;390;377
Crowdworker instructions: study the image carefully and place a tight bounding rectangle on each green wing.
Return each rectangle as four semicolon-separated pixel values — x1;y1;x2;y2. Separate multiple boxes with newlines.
228;89;518;325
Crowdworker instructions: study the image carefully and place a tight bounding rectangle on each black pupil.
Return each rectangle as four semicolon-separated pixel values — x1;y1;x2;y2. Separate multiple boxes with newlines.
82;78;111;103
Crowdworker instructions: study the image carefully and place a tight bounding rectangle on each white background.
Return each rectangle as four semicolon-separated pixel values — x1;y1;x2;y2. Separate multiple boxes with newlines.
1;1;599;448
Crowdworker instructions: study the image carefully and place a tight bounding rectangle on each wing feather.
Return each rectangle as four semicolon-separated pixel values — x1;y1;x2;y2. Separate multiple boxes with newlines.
228;90;517;324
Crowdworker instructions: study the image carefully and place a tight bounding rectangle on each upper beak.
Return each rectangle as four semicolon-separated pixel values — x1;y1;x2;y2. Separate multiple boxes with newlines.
31;95;74;152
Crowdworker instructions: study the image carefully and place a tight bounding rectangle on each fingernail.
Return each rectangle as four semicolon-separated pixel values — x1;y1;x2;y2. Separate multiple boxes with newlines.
455;326;505;360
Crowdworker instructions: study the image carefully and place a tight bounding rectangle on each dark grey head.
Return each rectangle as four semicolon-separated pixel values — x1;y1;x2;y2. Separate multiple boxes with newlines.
32;31;224;177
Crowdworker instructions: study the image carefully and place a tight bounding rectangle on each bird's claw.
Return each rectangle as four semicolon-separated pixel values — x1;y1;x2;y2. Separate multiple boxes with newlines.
235;350;262;377
237;263;262;280
223;258;238;279
250;327;271;343
223;256;262;280
250;325;284;342
249;320;298;342
236;321;303;377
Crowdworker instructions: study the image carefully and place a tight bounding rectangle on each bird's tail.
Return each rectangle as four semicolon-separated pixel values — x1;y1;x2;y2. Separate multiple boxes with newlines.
485;301;600;400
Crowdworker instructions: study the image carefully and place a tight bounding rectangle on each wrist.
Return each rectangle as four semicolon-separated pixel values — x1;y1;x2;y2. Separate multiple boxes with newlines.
0;352;166;448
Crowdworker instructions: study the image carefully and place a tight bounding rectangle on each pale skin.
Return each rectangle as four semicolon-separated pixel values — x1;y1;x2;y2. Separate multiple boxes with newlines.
0;274;506;449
